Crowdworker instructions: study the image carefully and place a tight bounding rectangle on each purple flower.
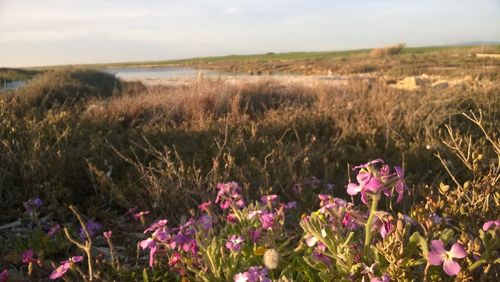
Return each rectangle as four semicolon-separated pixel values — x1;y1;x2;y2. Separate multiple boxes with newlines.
428;240;467;276
284;201;297;210
79;220;102;240
49;256;83;280
226;235;244;252
394;166;406;203
342;212;360;230
249;229;261;243
0;269;7;282
482;220;500;231
103;231;112;239
170;234;198;255
347;172;382;204
371;274;391;282
144;219;168;233
234;266;271;282
24;198;43;214
33;198;43;207
47;224;61;237
198;214;212;230
261;195;278;206
140;228;169;267
312;248;332;266
326;183;335;191
372;216;394;239
259;212;276;230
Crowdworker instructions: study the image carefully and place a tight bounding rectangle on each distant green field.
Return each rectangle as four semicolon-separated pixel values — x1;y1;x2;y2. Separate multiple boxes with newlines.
28;44;500;71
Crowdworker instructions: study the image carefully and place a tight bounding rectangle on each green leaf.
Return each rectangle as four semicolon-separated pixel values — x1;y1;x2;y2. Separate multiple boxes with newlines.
408;232;428;257
440;229;454;244
142;269;149;282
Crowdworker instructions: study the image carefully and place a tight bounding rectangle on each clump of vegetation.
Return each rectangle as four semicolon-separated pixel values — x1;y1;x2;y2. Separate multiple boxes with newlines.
11;68;122;111
369;43;406;58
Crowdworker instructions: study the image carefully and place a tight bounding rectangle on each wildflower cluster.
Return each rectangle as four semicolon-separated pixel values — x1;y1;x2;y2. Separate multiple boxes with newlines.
7;159;499;281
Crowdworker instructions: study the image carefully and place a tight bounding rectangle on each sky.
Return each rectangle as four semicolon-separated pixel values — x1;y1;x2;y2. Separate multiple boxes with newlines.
1;0;499;67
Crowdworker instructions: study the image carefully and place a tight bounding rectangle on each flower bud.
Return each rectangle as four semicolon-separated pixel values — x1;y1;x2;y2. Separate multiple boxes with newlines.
263;248;280;270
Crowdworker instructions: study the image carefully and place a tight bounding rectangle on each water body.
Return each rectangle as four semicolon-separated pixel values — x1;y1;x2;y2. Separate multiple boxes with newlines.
103;66;223;80
0;80;26;92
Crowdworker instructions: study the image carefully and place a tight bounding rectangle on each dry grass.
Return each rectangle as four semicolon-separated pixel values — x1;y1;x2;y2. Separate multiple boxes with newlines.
1;69;498;221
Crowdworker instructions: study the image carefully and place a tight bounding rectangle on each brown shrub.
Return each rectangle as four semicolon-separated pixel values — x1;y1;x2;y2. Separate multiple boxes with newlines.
369;43;406;58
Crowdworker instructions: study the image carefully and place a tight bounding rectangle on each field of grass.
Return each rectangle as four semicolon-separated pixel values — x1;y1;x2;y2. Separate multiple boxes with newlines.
0;47;499;281
33;44;500;76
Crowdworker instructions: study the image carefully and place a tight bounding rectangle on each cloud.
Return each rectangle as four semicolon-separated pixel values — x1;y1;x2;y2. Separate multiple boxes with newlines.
0;0;499;66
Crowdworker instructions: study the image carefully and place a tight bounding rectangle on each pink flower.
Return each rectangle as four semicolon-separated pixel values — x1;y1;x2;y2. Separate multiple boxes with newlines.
248;210;263;219
215;182;245;210
198;201;212;212
372;215;394;239
347;171;382;204
133;210;150;221
260;195;278;206
226;235;244;252
234;266;270;282
21;249;41;265
482;220;500;231
428;240;467;276
21;249;34;264
144;219;168;233
305;234;318;247
49;256;83;280
259;212;276;229
169;252;182;266
0;269;7;282
226;213;238;224
103;231;112;239
353;159;384;169
125;207;138;215
140;228;169;267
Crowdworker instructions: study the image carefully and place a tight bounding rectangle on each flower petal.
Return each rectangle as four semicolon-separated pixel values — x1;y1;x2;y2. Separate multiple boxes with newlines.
443;259;461;276
347;183;361;195
71;256;84;263
428;250;445;265
148;245;157;267
450;243;467;259
365;177;382;193
430;240;446;254
305;236;318;247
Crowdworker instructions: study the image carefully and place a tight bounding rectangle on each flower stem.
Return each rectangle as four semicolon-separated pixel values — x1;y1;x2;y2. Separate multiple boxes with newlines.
364;194;380;255
468;259;486;271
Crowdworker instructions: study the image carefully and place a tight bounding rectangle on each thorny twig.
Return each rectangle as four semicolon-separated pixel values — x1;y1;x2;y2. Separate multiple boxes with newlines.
63;205;94;281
